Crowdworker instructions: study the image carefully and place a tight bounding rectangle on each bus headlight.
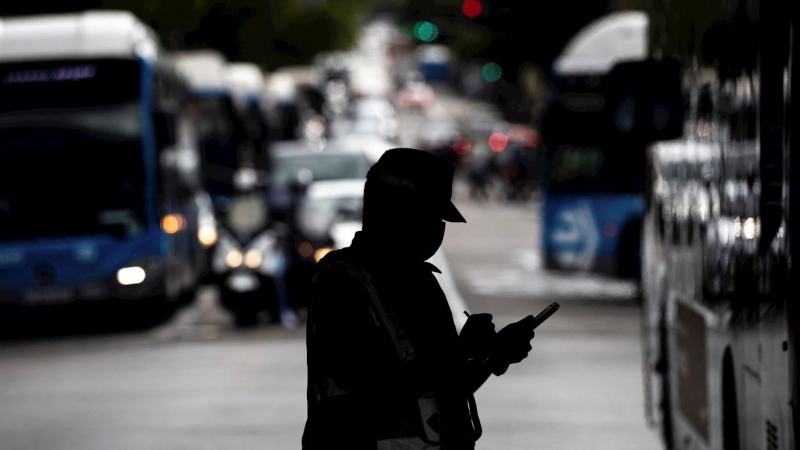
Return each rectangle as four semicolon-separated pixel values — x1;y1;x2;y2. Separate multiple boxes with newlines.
245;249;262;269
117;266;146;285
225;249;243;268
198;225;218;247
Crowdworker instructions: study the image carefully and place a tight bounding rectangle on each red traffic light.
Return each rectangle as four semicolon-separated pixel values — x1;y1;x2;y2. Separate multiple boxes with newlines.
462;0;483;19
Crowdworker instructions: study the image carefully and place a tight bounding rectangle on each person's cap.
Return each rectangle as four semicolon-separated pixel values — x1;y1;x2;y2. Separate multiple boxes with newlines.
367;148;466;223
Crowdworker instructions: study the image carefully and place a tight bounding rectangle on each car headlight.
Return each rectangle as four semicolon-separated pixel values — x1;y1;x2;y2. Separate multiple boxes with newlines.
198;225;218;247
247;231;283;274
213;231;241;273
245;249;262;269
225;249;243;268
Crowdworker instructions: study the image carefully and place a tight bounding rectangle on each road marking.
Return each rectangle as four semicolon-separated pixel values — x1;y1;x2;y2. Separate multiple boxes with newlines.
459;248;637;301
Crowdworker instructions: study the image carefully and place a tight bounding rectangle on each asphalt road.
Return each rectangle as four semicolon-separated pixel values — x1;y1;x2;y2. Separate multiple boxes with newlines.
0;92;663;450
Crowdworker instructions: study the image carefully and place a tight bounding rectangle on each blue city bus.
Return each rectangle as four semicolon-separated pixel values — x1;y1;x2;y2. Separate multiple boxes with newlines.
0;12;206;312
176;52;251;213
539;11;649;280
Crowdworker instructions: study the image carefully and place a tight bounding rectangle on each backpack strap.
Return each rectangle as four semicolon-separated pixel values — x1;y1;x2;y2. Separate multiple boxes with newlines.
323;259;417;363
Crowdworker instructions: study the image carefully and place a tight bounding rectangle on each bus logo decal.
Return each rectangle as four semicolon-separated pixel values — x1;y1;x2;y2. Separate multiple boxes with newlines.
551;202;598;271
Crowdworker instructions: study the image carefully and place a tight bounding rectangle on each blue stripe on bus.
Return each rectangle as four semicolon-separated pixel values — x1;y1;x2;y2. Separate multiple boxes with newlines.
0;228;164;288
139;57;157;229
542;193;643;261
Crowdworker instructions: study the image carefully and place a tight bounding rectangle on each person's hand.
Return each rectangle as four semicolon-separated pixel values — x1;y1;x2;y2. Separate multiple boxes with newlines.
459;313;496;359
492;315;536;367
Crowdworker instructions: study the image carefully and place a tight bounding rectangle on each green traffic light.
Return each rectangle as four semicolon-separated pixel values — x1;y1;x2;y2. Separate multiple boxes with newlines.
482;62;502;82
413;21;438;42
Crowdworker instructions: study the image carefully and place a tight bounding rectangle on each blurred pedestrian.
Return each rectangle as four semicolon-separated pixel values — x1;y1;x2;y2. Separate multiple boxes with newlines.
467;153;498;201
303;148;537;449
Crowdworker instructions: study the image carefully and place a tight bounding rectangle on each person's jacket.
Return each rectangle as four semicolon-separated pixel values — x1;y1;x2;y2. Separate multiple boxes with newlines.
302;232;479;450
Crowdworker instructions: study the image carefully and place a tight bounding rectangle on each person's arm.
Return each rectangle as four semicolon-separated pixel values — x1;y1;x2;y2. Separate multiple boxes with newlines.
460;358;496;394
457;314;538;394
455;313;506;394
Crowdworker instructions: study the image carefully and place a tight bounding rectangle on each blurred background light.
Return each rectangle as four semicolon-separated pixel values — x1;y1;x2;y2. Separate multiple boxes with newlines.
482;62;502;82
413;21;438;42
462;0;484;19
488;132;508;152
116;266;146;286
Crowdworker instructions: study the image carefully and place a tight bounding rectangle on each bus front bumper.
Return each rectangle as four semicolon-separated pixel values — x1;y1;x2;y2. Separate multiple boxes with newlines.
0;265;166;307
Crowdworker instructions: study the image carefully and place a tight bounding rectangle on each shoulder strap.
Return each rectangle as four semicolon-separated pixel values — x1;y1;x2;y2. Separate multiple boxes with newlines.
322;259;417;363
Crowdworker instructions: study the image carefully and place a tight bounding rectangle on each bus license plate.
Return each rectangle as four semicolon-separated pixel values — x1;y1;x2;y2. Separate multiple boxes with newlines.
23;287;75;304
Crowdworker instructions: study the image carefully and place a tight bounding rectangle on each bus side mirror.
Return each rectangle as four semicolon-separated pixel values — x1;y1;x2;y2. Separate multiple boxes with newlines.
154;111;178;148
605;58;685;142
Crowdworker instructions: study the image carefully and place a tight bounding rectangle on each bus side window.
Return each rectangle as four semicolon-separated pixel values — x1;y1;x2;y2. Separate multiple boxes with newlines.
153;68;181;151
154;110;177;150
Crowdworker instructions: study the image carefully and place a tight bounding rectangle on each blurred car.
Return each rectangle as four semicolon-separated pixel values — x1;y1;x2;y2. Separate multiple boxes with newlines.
332;134;395;166
267;146;369;307
347;113;399;143
489;123;542;200
352;96;396;118
397;80;434;109
349;62;393;98
417;120;465;166
346;96;400;141
465;104;505;138
397;84;434;109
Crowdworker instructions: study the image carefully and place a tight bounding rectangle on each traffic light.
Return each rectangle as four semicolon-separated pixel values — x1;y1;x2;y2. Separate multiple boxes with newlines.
413;21;438;42
462;0;483;19
482;62;502;82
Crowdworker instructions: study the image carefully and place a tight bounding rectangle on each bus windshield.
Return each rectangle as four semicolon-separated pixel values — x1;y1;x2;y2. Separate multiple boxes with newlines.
0;58;147;242
188;95;249;199
544;144;645;194
541;77;646;195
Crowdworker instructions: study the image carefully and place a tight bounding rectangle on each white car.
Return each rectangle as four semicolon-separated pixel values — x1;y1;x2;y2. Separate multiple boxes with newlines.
348;97;399;142
270;148;368;257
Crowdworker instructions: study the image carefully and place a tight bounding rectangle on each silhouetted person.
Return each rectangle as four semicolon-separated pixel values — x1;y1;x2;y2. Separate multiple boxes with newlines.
303;148;537;449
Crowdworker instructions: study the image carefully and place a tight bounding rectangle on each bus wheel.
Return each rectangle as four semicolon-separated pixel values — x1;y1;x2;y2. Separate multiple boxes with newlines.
234;310;258;328
618;220;642;280
722;349;741;450
220;289;261;328
658;314;675;449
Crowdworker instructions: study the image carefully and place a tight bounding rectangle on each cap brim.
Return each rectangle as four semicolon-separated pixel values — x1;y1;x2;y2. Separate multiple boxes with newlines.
443;200;466;223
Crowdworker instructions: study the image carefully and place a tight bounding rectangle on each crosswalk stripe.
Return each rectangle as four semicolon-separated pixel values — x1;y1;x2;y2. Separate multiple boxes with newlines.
457;249;638;301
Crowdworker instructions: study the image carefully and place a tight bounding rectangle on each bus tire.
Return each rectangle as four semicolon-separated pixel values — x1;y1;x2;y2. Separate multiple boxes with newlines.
220;289;261;328
658;313;675;449
234;311;258;327
618;220;642;280
722;349;741;450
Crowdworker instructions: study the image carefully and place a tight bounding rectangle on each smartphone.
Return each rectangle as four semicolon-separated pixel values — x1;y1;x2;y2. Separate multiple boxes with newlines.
532;302;560;330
